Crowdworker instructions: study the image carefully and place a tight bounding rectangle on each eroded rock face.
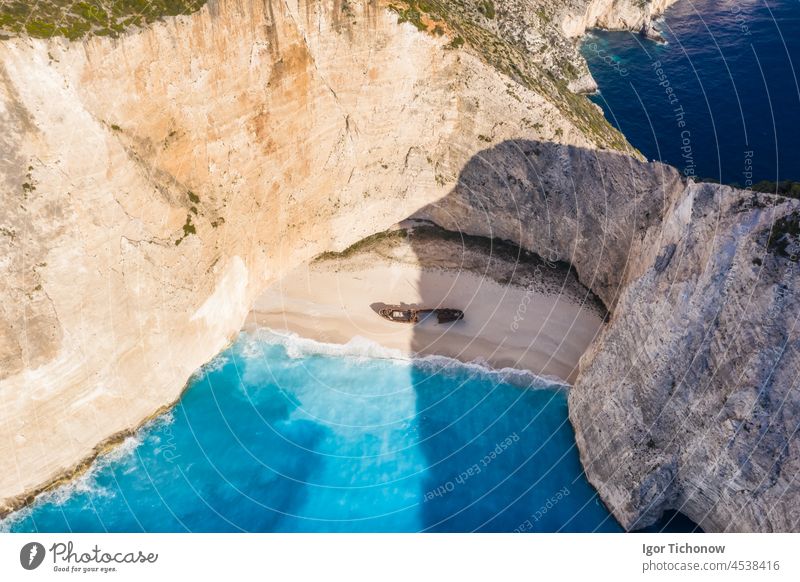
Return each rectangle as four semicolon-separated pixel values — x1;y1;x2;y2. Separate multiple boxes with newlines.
418;142;800;532
572;185;800;532
0;0;625;513
414;140;686;307
448;0;679;84
561;0;679;38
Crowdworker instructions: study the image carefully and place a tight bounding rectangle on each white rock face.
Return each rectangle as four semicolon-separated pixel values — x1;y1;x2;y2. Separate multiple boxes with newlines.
562;0;679;37
413;141;687;315
417;141;800;532
0;0;615;513
571;185;800;532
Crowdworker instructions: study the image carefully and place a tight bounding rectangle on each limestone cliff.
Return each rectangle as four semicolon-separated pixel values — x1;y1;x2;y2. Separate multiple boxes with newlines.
572;184;800;532
459;0;680;92
561;0;679;38
413;140;687;308
416;141;800;532
379;1;678;96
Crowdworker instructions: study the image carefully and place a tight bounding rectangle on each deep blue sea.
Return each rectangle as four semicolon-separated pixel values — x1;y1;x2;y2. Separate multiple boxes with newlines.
4;331;619;533
582;0;800;184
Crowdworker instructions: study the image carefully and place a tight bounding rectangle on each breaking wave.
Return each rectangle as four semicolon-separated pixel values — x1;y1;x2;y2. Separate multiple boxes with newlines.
241;328;569;390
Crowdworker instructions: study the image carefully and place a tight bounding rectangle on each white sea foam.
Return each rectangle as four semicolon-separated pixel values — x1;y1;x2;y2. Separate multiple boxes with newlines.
413;354;569;390
0;423;160;530
146;410;175;429
244;328;409;362
140;411;176;448
0;504;30;532
0;329;567;530
242;328;569;390
188;352;231;383
47;434;143;504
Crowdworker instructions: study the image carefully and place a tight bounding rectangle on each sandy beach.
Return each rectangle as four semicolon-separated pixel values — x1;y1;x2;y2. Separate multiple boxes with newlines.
247;225;605;383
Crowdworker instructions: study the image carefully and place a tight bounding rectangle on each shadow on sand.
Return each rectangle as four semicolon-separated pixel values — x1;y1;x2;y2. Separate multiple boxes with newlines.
401;139;697;532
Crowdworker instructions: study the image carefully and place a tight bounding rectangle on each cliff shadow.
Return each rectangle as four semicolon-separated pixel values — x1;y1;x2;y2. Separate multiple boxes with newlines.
400;139;690;531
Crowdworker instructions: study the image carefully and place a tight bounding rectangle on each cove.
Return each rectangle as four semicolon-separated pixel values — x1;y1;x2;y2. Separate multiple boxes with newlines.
3;330;620;533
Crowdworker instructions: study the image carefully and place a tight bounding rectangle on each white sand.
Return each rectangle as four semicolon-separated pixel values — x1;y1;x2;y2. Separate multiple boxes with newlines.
247;261;604;384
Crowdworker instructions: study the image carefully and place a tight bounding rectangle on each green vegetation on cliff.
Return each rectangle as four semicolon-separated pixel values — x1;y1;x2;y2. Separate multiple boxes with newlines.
0;0;206;40
767;212;800;261
388;1;631;152
314;229;409;261
1;0;631;154
702;178;800;261
705;178;800;201
752;180;800;200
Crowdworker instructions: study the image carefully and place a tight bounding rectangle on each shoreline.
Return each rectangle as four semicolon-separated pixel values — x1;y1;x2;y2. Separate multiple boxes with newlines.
247;225;605;384
1;318;575;525
0;393;188;521
244;326;572;389
1;225;605;521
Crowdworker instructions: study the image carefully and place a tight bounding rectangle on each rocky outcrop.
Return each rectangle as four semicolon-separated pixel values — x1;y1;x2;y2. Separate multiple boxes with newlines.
416;140;800;532
413;140;686;307
572;185;800;532
561;0;678;38
492;0;680;86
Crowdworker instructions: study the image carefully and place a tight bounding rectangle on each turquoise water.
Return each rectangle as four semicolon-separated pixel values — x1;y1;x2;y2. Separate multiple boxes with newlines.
4;331;619;533
583;0;800;184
